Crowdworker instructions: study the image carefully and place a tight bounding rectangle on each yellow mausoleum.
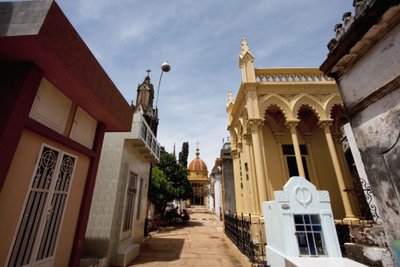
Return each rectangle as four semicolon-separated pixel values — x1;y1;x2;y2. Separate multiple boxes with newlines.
187;147;209;206
227;38;361;221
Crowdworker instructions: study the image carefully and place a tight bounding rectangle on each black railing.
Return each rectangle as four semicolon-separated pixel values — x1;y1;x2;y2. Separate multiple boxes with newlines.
224;213;267;266
347;169;381;223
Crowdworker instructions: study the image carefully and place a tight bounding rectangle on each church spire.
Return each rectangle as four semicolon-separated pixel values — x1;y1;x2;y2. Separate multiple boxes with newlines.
239;37;256;83
136;70;155;108
135;70;158;135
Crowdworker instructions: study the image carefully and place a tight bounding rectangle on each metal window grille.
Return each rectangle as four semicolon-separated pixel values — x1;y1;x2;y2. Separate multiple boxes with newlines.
123;172;138;231
7;145;76;267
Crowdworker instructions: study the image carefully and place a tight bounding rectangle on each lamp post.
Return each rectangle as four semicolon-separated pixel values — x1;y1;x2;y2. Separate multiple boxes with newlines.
155;61;171;109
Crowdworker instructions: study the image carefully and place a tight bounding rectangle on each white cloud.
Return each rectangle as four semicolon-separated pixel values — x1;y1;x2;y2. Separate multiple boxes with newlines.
56;0;354;171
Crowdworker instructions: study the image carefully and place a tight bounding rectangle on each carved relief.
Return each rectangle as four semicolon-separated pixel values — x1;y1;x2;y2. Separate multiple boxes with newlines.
231;149;238;159
319;121;333;134
279;94;298;102
303;132;313;143
294;185;313;208
243;133;253;145
273;132;285;143
276;191;289;202
318;191;330;202
285;121;299;134
313;94;332;102
246;118;264;133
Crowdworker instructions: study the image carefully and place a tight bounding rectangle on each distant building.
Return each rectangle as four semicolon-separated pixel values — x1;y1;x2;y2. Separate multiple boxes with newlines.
320;0;400;256
187;147;209;206
210;158;222;218
82;76;161;266
226;38;363;221
0;1;132;266
220;140;236;216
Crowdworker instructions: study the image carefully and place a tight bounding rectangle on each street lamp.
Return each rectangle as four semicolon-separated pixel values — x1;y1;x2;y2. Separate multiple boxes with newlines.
155;61;171;109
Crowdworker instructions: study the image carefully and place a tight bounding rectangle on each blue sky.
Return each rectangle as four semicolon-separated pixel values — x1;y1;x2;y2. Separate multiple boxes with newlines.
54;0;353;170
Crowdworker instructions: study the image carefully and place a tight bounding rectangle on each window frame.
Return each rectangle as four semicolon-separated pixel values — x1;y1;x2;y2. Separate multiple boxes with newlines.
293;214;327;257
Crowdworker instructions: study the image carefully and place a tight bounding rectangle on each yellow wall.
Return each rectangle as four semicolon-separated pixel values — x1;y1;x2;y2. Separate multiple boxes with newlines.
262;126;286;193
0;130;90;266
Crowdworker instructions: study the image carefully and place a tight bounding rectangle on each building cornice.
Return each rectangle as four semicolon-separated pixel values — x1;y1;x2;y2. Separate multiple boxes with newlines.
320;1;400;79
0;1;132;132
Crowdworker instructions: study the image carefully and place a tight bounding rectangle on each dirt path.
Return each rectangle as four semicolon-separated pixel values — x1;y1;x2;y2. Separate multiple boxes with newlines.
129;209;242;266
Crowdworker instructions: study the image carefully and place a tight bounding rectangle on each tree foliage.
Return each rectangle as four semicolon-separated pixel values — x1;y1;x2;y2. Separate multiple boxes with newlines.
178;142;189;167
149;167;174;211
150;151;192;213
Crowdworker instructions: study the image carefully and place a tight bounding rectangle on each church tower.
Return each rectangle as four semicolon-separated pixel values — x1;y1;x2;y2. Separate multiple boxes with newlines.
135;71;159;135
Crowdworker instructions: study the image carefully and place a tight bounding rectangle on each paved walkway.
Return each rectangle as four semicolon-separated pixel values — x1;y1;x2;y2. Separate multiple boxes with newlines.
129;209;242;266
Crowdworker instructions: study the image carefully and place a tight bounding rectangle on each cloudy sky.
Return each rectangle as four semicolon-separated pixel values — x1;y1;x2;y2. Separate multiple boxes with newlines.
55;0;353;170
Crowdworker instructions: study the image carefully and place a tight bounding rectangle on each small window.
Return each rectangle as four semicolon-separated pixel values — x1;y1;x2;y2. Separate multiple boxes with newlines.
283;145;310;181
294;214;326;256
123;172;138;231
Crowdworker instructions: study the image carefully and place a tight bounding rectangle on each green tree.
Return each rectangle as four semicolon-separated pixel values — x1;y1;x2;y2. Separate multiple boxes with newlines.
150;151;192;214
178;142;189;167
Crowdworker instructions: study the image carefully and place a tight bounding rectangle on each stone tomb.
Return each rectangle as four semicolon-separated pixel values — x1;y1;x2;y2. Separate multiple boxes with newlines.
262;176;366;266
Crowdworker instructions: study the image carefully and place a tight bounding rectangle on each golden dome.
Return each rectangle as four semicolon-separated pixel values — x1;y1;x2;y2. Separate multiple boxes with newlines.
188;148;208;172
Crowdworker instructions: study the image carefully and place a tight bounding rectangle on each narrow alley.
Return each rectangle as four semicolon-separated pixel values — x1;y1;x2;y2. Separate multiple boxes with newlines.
129;208;242;267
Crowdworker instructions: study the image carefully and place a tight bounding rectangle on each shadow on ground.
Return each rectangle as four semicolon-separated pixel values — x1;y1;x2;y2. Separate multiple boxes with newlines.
130;219;208;264
129;237;184;264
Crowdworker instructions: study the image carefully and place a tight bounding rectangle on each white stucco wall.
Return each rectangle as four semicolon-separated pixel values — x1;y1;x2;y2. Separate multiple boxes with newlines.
214;175;222;220
84;117;153;266
339;23;400;108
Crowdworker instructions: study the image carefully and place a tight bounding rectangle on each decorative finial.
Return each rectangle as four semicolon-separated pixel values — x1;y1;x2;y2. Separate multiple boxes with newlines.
196;142;200;158
240;38;253;57
228;90;233;103
146;69;151;77
227;90;234;109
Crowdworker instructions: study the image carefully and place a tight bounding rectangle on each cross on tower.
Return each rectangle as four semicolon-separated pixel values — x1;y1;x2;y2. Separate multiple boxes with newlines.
146;69;151;77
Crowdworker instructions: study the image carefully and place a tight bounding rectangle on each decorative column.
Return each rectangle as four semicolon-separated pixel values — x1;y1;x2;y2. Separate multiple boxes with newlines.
237;141;250;214
332;130;359;216
247;118;269;203
231;149;243;213
320;121;355;219
286;121;305;177
243;133;258;214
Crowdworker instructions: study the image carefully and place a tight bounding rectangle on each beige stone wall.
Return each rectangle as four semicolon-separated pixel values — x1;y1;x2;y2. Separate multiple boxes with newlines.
0;130;89;266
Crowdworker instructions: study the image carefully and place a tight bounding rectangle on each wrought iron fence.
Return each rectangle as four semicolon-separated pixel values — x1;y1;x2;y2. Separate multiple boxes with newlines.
224;213;267;266
352;176;381;224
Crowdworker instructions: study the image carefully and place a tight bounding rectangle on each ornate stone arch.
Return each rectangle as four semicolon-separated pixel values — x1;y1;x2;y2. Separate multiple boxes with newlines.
330;104;347;133
291;94;326;121
264;104;287;133
259;94;292;121
324;94;344;119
